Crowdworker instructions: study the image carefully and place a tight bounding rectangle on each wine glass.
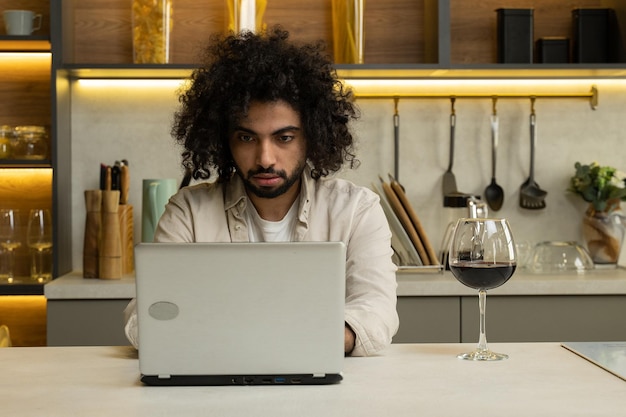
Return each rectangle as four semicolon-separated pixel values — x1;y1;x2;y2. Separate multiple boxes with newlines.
27;209;53;283
449;218;517;361
0;209;22;283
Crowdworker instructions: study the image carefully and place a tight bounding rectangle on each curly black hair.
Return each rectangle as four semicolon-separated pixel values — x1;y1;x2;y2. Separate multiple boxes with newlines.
171;26;360;182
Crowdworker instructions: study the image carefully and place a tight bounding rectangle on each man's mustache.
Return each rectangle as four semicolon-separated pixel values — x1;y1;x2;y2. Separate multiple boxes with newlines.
248;167;287;178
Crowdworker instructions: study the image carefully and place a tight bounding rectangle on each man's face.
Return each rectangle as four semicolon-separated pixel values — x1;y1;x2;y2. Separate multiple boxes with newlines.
229;100;307;199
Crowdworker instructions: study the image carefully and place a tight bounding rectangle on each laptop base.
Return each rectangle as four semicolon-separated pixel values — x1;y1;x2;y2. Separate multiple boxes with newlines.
141;373;343;386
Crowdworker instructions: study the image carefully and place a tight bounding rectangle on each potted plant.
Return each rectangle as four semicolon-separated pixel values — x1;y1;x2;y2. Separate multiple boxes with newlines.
568;162;626;264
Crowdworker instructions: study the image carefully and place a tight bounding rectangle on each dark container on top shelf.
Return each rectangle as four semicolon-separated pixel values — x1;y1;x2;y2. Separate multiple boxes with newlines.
572;8;620;63
496;9;534;64
537;38;570;64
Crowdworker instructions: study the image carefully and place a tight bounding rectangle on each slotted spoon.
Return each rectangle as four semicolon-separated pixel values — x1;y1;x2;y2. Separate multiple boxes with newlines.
520;109;547;209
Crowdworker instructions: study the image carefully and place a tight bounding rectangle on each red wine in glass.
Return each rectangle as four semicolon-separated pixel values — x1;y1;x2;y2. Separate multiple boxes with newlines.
450;261;516;290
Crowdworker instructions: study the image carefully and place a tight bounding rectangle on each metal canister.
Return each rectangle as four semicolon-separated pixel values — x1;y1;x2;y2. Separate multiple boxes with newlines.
13;125;48;160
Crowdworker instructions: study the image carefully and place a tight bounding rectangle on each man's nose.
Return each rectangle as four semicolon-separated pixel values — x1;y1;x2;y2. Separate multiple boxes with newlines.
256;139;276;168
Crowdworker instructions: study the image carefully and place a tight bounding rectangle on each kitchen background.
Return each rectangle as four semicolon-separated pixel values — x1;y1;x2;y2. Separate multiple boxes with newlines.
3;0;626;349
70;78;625;270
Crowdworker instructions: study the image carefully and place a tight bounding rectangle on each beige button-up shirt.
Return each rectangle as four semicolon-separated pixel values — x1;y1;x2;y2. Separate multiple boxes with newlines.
153;169;399;356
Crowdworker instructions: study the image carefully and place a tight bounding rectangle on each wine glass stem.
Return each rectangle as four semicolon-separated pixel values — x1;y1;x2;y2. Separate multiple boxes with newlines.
477;289;488;352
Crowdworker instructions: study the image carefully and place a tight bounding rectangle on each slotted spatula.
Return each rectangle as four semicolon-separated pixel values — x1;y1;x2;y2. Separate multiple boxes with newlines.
520;106;547;209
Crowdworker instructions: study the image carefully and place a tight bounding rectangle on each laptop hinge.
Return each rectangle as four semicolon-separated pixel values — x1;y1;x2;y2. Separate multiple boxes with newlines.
158;374;172;380
313;373;327;378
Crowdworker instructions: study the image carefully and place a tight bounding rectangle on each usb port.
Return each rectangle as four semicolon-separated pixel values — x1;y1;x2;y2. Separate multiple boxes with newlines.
290;378;302;384
243;377;255;384
274;377;286;384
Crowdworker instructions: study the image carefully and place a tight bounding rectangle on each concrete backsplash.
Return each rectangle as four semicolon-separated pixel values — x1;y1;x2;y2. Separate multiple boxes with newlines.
70;80;626;270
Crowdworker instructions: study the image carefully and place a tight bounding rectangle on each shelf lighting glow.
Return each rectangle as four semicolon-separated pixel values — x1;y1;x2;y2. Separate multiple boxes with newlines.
76;79;188;89
0;52;50;59
0;52;50;72
343;78;623;98
71;75;626;109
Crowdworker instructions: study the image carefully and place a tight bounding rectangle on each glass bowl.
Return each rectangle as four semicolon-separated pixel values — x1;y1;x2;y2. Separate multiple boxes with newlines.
529;241;594;274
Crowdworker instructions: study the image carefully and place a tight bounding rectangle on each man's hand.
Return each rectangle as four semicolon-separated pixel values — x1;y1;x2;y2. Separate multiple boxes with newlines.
344;324;355;355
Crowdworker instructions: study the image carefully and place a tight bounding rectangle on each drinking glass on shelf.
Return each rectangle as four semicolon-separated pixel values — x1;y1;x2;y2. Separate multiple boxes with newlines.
27;209;53;283
448;218;517;361
0;209;22;283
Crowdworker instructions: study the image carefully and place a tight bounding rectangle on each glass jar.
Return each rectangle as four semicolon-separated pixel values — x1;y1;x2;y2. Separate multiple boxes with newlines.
132;0;173;64
0;125;13;159
13;126;48;160
331;0;364;64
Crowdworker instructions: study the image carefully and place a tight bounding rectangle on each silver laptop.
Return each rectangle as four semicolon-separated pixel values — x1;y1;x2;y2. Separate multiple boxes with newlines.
135;242;346;386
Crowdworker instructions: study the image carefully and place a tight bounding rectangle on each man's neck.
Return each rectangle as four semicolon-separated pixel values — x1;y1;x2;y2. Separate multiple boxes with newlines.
248;180;301;221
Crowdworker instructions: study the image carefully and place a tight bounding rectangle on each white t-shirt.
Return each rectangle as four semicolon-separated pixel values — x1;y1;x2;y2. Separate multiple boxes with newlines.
245;201;298;242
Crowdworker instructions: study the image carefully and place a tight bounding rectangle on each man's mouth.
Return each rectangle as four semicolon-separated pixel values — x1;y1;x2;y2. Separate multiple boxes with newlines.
252;173;283;187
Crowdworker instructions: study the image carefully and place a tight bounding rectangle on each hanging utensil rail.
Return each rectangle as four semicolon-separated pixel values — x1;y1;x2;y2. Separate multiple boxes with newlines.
356;85;598;109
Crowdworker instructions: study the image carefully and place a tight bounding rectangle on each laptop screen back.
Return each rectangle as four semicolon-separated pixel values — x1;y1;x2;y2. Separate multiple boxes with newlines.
135;242;346;385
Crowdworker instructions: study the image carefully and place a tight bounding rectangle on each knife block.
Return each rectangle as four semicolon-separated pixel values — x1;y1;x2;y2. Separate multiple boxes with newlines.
99;190;122;280
118;204;134;275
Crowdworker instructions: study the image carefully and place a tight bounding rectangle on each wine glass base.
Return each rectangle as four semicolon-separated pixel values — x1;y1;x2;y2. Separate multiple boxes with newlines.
457;349;508;361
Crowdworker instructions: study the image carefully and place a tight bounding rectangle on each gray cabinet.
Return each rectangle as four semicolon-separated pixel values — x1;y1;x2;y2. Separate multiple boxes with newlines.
47;299;131;346
395;294;626;344
394;297;459;343
461;295;626;343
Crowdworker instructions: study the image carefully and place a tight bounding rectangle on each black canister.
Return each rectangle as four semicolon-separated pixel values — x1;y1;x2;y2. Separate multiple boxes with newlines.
496;8;534;64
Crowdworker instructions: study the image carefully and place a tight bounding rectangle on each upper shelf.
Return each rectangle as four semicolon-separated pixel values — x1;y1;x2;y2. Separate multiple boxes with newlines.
61;63;626;80
0;36;51;52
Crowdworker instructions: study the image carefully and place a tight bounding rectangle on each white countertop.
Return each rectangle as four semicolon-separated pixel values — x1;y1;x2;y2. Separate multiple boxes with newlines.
3;343;626;416
45;271;136;299
397;266;626;296
45;268;626;300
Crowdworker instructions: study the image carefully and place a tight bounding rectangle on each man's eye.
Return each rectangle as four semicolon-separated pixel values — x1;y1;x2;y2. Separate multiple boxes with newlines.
239;134;254;142
278;135;294;143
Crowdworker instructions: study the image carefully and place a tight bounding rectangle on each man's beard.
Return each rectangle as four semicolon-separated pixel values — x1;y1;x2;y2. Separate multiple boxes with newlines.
236;161;306;199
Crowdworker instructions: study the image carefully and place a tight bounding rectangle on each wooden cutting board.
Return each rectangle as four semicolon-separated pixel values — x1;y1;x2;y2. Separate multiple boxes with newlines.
390;179;440;266
380;180;429;265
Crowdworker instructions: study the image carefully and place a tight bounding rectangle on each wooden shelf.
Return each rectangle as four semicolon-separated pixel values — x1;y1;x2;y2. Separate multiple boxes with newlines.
0;160;52;168
0;36;51;52
0;282;44;295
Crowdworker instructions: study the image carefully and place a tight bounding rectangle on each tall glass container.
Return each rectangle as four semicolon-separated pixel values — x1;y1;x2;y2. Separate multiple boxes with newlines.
132;0;173;63
226;0;267;33
331;0;364;64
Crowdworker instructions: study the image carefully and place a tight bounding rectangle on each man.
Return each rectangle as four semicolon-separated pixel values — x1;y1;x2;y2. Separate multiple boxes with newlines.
126;27;398;356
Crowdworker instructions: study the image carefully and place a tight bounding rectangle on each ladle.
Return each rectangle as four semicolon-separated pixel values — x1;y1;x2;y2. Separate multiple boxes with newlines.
484;98;504;211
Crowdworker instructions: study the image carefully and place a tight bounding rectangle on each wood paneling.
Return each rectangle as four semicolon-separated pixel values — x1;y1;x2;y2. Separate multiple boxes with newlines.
0;56;51;127
0;295;46;346
450;0;606;64
69;0;427;65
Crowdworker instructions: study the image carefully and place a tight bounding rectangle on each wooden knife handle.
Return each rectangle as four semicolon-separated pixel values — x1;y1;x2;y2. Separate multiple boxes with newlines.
120;165;130;204
105;166;112;191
